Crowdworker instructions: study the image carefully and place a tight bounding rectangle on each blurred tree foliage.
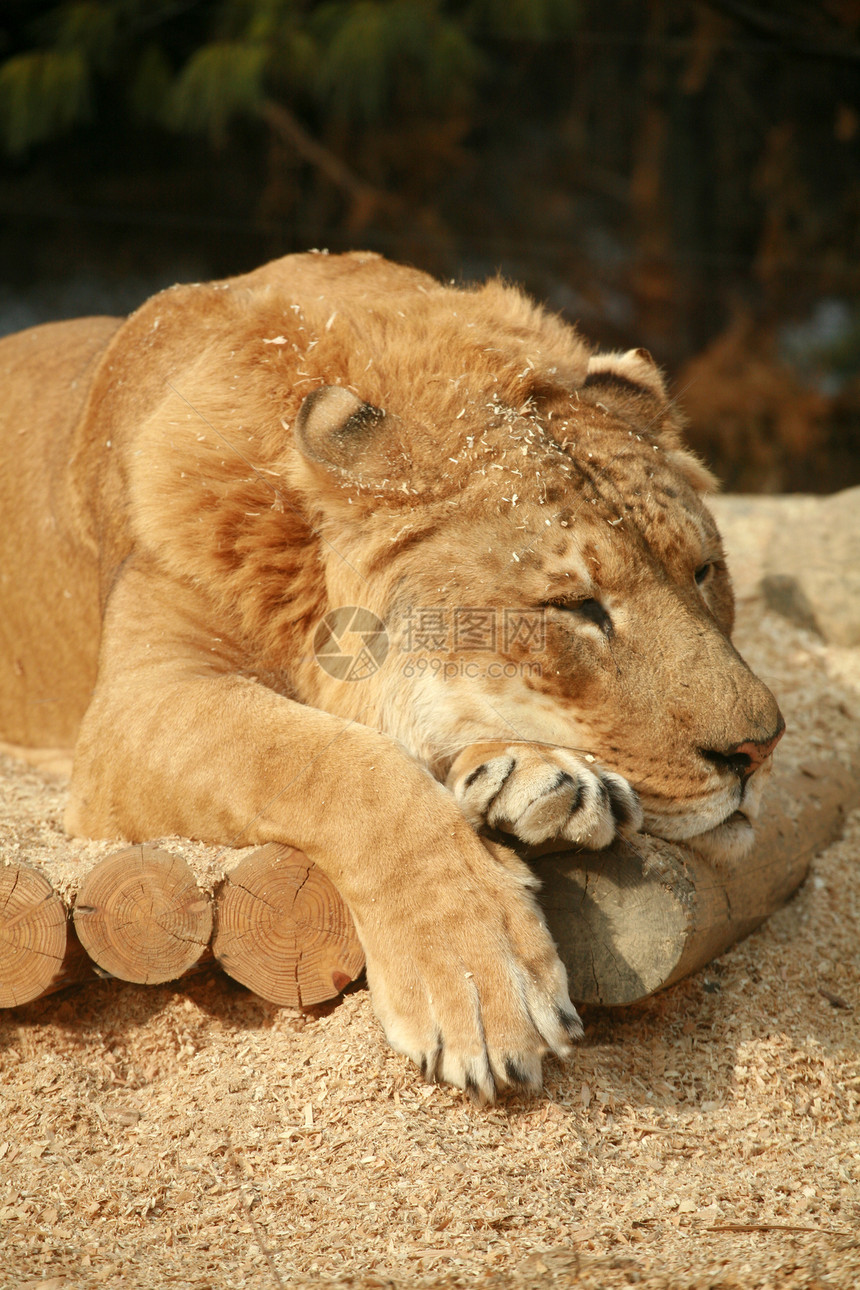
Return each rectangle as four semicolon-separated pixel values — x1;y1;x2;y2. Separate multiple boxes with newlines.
0;0;583;249
0;0;858;490
0;0;578;151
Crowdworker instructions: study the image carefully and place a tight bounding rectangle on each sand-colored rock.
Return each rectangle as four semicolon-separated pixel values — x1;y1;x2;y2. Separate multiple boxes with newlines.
710;486;860;646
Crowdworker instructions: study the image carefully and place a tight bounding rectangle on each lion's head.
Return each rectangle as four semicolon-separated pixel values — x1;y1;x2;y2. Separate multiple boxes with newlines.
281;257;782;864
128;252;783;864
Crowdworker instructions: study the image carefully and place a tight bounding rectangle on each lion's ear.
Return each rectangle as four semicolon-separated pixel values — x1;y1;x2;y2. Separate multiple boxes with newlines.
665;448;720;493
584;347;668;402
294;385;388;474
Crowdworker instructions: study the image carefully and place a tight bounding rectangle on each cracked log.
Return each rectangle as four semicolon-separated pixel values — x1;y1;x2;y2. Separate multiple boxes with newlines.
0;861;70;1005
212;843;365;1007
530;761;859;1007
72;845;213;985
0;839;366;1008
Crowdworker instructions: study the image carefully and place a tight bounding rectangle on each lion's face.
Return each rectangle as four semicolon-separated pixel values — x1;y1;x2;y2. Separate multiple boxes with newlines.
291;348;783;867
387;454;777;865
386;497;777;861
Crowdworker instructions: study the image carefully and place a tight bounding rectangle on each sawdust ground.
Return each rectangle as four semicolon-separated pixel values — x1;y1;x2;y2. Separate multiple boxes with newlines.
2;587;860;1289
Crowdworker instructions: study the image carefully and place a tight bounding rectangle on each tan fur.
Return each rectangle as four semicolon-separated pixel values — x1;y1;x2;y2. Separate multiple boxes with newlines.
0;251;782;1101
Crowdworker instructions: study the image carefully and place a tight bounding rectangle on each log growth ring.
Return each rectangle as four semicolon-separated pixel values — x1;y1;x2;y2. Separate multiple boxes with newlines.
0;862;68;1006
213;843;365;1008
72;846;213;984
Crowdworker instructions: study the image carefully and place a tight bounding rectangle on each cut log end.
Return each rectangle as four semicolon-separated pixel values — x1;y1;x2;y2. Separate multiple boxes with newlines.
213;843;365;1008
72;845;213;985
0;862;68;1006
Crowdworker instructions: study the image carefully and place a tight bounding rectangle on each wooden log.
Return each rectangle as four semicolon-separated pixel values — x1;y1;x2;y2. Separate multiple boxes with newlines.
72;845;213;985
212;843;365;1007
530;762;860;1007
2;757;855;1011
0;861;69;1005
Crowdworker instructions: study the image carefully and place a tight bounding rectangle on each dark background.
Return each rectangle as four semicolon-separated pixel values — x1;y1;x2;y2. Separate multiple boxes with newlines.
2;0;858;492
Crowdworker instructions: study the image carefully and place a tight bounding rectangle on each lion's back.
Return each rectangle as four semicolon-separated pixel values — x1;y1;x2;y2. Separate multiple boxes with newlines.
0;317;119;745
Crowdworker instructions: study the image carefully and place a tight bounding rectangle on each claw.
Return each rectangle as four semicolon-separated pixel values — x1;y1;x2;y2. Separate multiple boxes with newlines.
556;1002;585;1043
504;1057;531;1086
464;1070;495;1105
604;771;643;833
420;1036;444;1084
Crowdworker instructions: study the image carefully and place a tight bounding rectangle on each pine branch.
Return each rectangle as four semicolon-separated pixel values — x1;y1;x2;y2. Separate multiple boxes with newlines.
260;99;403;227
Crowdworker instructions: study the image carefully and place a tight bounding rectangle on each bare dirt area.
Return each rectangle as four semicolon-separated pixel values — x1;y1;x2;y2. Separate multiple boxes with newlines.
2;496;860;1290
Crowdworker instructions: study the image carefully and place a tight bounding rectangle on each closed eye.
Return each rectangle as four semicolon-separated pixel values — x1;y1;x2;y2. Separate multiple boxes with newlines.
544;597;613;636
694;562;712;586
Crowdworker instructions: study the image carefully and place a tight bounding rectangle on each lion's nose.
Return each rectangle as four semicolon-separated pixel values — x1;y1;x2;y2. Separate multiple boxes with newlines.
701;714;785;782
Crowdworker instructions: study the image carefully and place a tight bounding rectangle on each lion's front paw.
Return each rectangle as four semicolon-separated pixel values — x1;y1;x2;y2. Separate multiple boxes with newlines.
447;743;642;850
353;837;582;1104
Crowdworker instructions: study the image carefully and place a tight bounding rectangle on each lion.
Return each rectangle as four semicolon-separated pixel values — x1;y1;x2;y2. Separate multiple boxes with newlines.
0;250;783;1102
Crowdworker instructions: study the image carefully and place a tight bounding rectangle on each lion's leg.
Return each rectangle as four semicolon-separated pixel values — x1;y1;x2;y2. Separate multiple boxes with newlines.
68;566;581;1101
